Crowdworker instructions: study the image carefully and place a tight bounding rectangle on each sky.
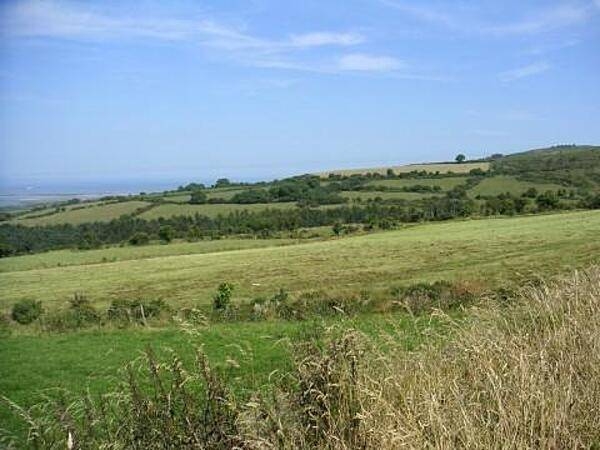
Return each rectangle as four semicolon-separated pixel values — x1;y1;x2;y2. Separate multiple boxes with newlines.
1;0;599;187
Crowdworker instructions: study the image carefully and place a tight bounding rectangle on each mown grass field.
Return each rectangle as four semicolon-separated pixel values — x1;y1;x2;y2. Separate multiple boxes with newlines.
468;175;564;197
1;210;598;312
13;201;150;226
0;237;305;273
319;162;490;177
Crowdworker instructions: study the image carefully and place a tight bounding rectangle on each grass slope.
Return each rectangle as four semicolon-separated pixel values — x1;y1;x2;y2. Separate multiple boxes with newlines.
1;210;598;311
469;175;565;197
0;238;304;273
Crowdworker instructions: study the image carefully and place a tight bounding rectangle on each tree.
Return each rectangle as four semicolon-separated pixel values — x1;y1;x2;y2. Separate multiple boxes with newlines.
455;153;466;163
215;178;231;188
189;190;208;204
386;168;395;178
213;282;233;311
158;225;175;243
536;191;559;211
129;232;149;246
332;222;344;236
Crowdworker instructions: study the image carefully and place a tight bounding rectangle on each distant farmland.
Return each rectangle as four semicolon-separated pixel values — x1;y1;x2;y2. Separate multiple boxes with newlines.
318;162;490;177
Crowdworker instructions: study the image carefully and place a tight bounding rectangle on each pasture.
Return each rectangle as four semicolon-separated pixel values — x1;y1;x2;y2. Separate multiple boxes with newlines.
469;175;565;197
1;210;598;312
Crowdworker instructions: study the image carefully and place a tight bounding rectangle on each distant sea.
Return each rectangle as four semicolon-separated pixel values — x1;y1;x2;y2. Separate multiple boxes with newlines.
0;179;208;208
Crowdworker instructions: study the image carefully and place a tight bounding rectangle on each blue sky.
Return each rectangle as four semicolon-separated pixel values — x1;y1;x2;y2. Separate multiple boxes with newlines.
1;0;599;186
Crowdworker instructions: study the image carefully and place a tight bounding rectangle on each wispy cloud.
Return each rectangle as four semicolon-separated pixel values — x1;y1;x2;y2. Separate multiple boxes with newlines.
379;0;594;36
498;62;551;82
289;32;364;48
0;1;414;75
337;53;403;72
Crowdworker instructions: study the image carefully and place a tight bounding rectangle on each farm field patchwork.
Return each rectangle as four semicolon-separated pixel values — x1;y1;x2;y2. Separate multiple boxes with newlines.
13;201;150;226
1;210;598;311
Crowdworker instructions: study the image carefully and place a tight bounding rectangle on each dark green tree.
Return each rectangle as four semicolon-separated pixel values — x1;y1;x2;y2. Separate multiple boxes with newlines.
455;153;466;163
189;190;208;204
158;225;175;243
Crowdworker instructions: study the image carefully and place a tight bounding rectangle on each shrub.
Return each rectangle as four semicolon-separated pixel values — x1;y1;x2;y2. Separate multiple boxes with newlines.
42;297;102;332
391;280;476;314
213;282;233;311
11;299;43;324
108;299;169;324
129;232;150;246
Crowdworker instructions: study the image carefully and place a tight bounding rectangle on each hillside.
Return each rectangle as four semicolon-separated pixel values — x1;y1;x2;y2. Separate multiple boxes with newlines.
1;145;599;258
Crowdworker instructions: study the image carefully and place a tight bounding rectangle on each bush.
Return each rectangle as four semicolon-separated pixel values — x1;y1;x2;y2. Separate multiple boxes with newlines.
129;232;150;246
11;300;43;324
108;299;169;324
213;282;233;311
391;280;477;314
43;293;102;331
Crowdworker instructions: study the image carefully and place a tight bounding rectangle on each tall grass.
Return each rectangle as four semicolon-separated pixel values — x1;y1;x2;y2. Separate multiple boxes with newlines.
3;266;600;448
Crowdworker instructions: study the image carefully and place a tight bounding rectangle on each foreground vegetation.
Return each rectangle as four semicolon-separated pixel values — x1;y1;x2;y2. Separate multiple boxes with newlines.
2;266;598;448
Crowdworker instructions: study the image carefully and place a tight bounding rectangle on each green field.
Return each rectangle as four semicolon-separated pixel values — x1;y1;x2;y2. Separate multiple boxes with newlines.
13;201;150;226
2;210;598;312
320;162;490;177
367;177;468;190
0;312;440;439
469;175;565;197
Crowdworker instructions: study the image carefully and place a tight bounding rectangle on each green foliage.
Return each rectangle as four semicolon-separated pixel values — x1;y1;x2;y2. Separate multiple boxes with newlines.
332;221;343;236
391;280;477;314
213;282;234;311
129;232;150;246
215;178;231;188
189;190;208;204
107;299;169;323
11;299;42;324
455;153;466;163
536;190;560;210
158;225;175;243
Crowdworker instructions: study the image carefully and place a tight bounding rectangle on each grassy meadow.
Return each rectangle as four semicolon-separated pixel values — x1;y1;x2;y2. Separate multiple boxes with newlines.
0;237;306;273
1;210;598;311
469;175;565;197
